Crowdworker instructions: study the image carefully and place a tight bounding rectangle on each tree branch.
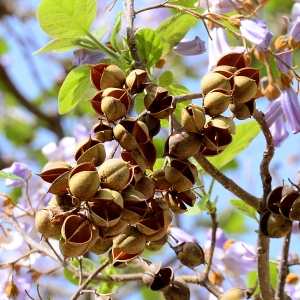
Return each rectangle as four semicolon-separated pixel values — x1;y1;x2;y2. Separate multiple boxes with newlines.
193;155;261;211
0;64;65;139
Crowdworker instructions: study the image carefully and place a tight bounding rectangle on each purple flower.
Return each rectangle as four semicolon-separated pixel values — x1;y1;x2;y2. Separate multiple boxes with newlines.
204;228;227;250
42;137;77;165
207;27;233;71
240;18;273;51
291;3;300;23
276;50;293;73
2;162;31;187
73;124;90;142
264;98;283;127
289;16;300;49
269;114;289;147
168;225;198;243
73;49;105;66
281;87;300;134
173;36;206;56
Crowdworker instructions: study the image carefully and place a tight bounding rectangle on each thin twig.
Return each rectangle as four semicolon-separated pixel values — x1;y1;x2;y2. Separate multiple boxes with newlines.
203;210;218;276
70;259;110;300
275;230;292;300
125;0;147;70
173;92;204;104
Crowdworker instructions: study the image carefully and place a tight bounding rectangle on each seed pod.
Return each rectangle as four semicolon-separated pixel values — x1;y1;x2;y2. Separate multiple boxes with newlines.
35;208;62;238
201;72;231;95
93;121;113;143
98;158;131;191
163;278;190;300
146;233;168;251
232;76;257;103
181;104;206;133
38;161;72;183
125;69;148;94
100;64;126;89
101;96;128;121
174;242;205;268
165;159;198;192
149;169;171;191
135;175;156;200
261;211;292;238
203;89;230;116
68;162;100;201
113;225;146;254
229;101;252;120
74;137;106;167
89;237;113;255
164;128;202;159
139;114;161;138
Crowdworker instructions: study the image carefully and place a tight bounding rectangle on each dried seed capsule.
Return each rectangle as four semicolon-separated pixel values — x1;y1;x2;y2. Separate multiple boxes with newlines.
201;72;231;95
203;89;230;117
163;278;190;300
220;287;248;300
181;104;206;133
174;242;205;268
232;75;257;103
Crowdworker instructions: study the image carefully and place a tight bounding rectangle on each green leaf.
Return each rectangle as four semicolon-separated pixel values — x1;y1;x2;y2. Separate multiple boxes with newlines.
219;209;248;234
110;12;123;53
186;194;210;215
156;13;198;56
135;28;163;70
58;65;92;114
208;120;261;169
63;257;99;286
167;83;190;96
34;38;76;54
230;199;258;221
0;170;23;181
158;71;173;87
134;93;146;115
91;25;109;41
37;0;97;38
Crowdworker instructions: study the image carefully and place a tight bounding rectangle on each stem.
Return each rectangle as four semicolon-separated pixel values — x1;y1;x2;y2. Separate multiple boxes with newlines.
173;92;204;104
125;0;147;70
257;221;274;299
252;109;275;299
275;230;292;300
203;210;218;276
85;32;119;61
193;155;261;211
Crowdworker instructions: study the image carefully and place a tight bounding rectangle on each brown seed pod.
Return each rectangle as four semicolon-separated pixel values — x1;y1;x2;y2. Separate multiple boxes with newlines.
74;137;106;167
113;225;146;254
203;89;230;117
125;69;148;94
181;104;206;133
149;169;172;191
100;64;126;90
261;211;292;238
164;128;202;159
93;120;113;143
98;158;131;191
173;242;205;268
163;278;190;300
68;162;100;201
201;72;231;95
35;208;62;238
232;76;257;103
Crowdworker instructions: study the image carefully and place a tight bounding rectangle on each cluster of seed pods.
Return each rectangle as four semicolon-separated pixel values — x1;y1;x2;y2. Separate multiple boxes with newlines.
35;52;260;298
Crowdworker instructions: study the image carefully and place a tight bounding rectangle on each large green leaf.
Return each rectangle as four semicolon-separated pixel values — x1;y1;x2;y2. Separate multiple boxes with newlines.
230;199;258;221
208;120;261;169
156;13;198;56
37;0;97;38
34;38;76;54
135;28;163;70
0;170;23;181
58;65;92;114
110;12;123;53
